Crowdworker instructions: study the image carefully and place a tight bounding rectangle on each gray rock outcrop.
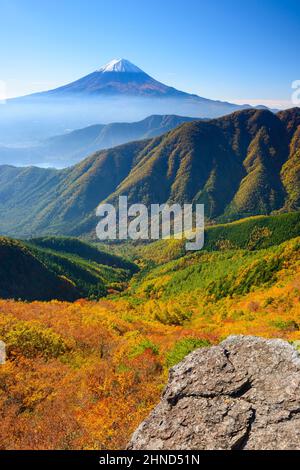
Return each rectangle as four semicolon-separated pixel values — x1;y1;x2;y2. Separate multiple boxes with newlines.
128;336;300;450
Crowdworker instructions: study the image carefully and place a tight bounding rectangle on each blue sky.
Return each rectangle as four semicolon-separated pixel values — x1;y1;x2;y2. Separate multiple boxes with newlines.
0;0;299;107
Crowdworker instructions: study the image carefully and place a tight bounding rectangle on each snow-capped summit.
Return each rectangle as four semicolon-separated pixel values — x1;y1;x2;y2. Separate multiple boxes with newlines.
97;59;143;73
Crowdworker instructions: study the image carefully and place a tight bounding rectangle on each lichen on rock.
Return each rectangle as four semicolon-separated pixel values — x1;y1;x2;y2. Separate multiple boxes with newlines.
128;336;300;450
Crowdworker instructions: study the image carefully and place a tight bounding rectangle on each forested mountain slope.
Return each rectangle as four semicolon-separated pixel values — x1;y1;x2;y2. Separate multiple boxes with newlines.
0;108;299;238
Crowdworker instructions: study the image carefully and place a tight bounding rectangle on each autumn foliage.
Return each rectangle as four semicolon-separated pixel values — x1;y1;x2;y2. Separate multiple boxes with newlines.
0;235;300;449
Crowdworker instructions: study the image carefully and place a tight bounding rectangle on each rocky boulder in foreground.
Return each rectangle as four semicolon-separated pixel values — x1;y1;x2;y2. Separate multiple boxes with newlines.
128;336;300;450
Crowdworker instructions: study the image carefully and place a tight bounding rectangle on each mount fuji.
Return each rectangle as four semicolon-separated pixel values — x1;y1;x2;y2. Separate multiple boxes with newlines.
1;59;263;144
28;58;204;98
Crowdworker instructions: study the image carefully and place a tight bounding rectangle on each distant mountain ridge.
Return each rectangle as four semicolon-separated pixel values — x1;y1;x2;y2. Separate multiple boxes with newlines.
0;107;299;239
0;114;200;167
